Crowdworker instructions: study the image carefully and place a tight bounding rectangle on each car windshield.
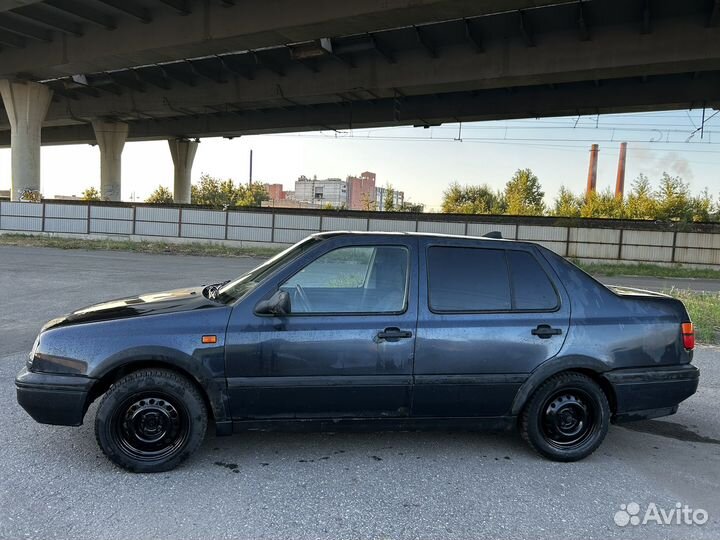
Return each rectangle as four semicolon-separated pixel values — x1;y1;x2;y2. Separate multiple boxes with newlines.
214;236;323;304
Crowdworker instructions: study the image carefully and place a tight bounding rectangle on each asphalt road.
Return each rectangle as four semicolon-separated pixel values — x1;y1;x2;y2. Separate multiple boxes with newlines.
1;246;719;540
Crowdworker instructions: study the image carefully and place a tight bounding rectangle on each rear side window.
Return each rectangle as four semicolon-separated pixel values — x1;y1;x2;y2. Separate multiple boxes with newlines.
428;247;511;311
507;251;558;310
427;246;558;312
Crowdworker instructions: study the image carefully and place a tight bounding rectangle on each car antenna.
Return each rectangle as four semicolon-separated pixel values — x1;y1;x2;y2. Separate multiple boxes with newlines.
482;231;503;239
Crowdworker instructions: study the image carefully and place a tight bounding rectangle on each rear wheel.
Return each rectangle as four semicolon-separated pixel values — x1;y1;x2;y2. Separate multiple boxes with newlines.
520;372;609;462
95;369;207;472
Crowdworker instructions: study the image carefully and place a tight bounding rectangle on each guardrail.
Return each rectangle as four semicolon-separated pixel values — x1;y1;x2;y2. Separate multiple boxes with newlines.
1;201;719;266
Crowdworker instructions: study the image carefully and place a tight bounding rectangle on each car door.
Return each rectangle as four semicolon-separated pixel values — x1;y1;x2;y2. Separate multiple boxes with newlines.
224;235;418;419
412;237;570;417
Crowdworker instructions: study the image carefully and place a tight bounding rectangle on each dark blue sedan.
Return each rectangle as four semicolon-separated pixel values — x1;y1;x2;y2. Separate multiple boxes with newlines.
16;232;699;471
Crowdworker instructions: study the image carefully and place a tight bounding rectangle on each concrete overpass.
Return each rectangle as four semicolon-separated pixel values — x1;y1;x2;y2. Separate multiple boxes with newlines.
0;0;719;201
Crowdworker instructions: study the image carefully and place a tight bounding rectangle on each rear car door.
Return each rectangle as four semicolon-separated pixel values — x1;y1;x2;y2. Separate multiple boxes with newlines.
412;237;570;417
225;235;418;419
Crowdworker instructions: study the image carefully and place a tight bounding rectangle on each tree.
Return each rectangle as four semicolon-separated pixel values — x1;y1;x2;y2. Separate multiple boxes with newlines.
581;189;624;219
689;189;714;222
552;186;583;217
359;191;377;211
398;201;425;213
383;184;396;212
654;173;692;221
146;185;174;204
190;173;269;208
625;174;659;220
504;168;545;215
81;186;101;201
441;182;505;214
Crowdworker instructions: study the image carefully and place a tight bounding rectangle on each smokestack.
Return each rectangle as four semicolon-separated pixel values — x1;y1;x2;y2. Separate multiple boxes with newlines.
249;149;253;185
615;142;627;199
586;144;599;197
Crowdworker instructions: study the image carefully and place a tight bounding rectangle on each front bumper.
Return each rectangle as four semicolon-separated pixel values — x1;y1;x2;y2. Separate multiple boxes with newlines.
606;364;700;423
15;367;95;426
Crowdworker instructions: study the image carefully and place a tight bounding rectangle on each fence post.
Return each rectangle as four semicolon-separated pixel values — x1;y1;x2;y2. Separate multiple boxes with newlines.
270;212;276;244
564;227;570;258
86;203;91;234
671;230;677;263
224;209;229;240
131;205;136;236
41;201;46;232
618;228;624;261
178;207;183;237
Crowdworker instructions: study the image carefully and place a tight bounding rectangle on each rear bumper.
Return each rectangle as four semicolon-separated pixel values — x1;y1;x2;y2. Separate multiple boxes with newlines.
15;367;94;426
605;364;699;423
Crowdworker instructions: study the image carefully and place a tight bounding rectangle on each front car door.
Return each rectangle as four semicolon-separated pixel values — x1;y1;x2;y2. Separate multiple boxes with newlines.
413;237;570;417
224;234;418;419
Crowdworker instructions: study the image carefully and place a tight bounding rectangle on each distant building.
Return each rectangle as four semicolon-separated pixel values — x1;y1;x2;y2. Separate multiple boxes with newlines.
347;171;376;210
265;183;286;201
294;175;347;207
53;194;83;200
375;186;404;211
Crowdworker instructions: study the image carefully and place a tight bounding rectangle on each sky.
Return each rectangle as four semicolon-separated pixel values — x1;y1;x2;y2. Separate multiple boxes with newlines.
1;109;719;211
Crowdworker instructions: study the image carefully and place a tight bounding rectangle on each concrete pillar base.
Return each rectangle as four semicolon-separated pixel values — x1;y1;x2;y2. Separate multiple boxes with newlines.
92;119;129;202
168;138;199;204
0;80;53;201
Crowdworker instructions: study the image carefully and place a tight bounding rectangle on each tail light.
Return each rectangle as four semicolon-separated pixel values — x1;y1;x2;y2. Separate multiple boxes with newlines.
681;322;695;350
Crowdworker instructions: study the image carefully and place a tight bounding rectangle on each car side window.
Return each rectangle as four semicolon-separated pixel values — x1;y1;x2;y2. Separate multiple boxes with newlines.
507;250;559;310
427;246;511;312
280;245;408;314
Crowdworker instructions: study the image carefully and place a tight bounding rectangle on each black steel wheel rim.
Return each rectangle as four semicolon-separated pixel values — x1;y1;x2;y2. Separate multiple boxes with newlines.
540;388;598;449
111;392;190;462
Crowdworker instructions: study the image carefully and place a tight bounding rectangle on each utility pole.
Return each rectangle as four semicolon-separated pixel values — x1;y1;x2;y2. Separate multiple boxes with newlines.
248;149;253;185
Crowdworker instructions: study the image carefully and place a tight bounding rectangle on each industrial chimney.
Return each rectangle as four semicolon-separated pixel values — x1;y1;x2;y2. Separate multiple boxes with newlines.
615;142;627;199
586;144;599;197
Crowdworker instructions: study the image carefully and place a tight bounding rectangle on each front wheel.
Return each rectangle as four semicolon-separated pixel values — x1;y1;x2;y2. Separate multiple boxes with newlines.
520;372;610;462
95;369;207;472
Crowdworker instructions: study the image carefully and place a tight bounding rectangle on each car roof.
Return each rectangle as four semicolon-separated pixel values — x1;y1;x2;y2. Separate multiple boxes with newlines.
312;230;538;248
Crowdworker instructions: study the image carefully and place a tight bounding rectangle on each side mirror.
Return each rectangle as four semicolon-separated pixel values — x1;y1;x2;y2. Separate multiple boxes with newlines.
255;290;291;316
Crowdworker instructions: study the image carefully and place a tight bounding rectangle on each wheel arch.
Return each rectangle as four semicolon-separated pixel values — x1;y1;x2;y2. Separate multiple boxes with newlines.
511;355;617;416
86;357;231;433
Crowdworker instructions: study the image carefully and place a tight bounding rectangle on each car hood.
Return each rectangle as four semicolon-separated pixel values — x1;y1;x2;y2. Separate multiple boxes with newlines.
42;286;219;331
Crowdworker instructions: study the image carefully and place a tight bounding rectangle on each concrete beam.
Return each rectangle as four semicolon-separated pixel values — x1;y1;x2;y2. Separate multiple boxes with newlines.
92;119;128;201
0;1;43;11
1;73;717;146
168;138;198;204
0;79;51;200
19;14;720;127
0;0;574;79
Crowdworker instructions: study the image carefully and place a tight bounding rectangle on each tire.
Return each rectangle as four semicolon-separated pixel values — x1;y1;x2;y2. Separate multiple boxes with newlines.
95;368;208;473
520;372;610;462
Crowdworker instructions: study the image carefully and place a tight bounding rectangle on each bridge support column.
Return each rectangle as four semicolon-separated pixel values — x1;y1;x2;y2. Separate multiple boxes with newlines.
168;138;198;204
92;119;128;201
0;80;52;201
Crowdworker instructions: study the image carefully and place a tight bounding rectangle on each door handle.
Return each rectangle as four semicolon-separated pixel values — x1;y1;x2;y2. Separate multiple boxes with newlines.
531;324;563;339
376;327;413;341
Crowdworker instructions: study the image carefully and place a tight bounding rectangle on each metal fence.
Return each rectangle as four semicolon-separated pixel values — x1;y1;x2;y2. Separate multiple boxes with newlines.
1;201;719;266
